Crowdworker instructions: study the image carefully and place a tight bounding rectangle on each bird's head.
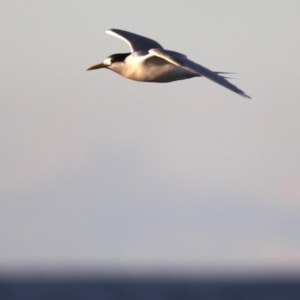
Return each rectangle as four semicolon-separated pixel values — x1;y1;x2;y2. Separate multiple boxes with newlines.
87;53;130;73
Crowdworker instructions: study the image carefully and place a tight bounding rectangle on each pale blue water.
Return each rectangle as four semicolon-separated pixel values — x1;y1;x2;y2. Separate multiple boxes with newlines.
1;277;299;299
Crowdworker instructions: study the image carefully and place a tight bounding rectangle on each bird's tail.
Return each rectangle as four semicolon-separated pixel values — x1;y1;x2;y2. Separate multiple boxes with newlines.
214;71;236;80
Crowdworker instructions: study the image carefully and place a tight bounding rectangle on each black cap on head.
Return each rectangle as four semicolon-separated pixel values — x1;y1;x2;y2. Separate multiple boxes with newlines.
108;53;131;63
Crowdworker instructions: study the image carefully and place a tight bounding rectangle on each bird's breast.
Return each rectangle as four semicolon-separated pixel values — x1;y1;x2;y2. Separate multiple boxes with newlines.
120;55;198;83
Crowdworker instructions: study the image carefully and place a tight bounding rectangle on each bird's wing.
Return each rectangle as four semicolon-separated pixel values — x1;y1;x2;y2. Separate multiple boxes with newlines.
106;29;163;52
149;48;251;99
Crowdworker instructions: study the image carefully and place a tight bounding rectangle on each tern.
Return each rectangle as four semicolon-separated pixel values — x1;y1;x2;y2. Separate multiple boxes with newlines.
87;29;251;99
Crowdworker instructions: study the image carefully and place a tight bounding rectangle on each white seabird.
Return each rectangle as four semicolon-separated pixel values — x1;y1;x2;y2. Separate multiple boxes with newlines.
87;29;251;99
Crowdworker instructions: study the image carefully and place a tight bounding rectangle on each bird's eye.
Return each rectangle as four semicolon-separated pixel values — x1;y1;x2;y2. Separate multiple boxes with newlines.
110;58;115;63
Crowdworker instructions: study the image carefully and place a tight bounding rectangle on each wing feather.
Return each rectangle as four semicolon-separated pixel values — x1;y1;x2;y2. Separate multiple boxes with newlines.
149;49;251;99
106;29;163;52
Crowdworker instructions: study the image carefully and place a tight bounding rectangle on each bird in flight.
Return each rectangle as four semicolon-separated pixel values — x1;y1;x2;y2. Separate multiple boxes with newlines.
87;29;250;99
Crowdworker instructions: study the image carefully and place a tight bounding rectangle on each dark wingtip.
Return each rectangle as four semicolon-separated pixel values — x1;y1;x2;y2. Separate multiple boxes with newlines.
242;93;251;99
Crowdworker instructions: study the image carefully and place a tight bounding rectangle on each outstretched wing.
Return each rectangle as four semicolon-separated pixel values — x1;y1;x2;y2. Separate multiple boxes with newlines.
149;48;251;99
106;29;163;52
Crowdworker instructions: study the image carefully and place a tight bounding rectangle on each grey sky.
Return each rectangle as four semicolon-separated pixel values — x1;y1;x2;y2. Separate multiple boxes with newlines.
1;1;300;277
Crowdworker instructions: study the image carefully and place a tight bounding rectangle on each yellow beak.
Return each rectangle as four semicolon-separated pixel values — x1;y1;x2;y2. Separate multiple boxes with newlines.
86;62;106;71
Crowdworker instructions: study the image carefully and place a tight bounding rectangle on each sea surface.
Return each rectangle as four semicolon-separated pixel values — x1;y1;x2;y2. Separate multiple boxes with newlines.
1;277;300;299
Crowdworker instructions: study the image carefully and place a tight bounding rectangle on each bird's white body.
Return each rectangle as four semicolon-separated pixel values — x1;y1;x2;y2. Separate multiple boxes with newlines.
87;29;250;99
115;51;198;82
